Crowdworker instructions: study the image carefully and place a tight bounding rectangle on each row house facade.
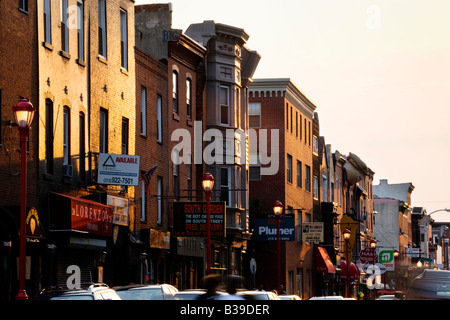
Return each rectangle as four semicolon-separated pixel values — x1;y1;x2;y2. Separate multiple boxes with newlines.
0;0;136;299
247;78;317;298
135;3;208;289
185;21;260;276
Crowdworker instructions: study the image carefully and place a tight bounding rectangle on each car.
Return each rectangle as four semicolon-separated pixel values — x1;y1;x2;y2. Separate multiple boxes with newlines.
406;269;450;300
309;295;345;300
174;289;230;300
236;290;280;300
278;294;301;300
113;284;178;300
376;294;400;300
35;283;122;300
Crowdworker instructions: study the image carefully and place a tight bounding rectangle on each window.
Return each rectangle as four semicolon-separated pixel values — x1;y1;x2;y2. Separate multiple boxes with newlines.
77;0;84;62
220;85;229;125
157;94;162;142
290;106;293;133
286;103;289;130
249;102;261;128
186;78;192;117
99;108;108;153
187;158;192;201
63;106;70;165
236;167;241;208
79;112;86;181
122;117;129;155
173;151;179;200
220;167;230;205
296;112;298;137
313;135;319;155
61;0;69;52
0;89;2;145
313;175;319;200
19;0;28;12
98;0;107;58
45;99;54;174
296;160;302;188
140;176;146;222
44;0;52;44
287;154;293;183
172;71;178;113
157;177;162;224
120;8;128;70
140;86;147;136
249;166;261;181
305;165;311;192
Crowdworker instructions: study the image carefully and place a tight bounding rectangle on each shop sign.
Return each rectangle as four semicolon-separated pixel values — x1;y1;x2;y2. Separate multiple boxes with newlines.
26;207;45;239
70;198;113;237
301;222;323;243
107;195;128;226
254;215;295;241
172;202;226;237
97;153;140;186
150;229;171;249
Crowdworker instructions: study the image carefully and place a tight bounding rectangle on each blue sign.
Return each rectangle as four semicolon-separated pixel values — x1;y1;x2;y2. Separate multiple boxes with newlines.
254;216;295;241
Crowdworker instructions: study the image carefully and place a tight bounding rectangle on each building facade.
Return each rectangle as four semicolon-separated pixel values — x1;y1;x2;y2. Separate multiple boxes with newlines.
247;78;317;298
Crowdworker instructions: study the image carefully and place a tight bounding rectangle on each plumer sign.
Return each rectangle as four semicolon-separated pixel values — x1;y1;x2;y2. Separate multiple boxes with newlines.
254;215;295;241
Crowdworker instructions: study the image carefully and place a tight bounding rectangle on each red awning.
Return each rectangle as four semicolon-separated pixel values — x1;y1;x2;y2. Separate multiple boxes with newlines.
340;261;360;280
315;247;336;274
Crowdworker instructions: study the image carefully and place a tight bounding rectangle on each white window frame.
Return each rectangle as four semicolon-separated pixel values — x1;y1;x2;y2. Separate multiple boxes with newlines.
249;102;261;128
219;85;230;125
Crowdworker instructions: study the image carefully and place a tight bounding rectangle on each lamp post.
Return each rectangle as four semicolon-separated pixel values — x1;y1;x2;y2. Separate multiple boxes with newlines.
343;229;351;298
393;249;399;291
273;200;283;294
202;173;214;275
13;98;35;300
370;239;377;299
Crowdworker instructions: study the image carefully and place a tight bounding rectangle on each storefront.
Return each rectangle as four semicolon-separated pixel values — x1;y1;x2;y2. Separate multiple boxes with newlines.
47;192;115;287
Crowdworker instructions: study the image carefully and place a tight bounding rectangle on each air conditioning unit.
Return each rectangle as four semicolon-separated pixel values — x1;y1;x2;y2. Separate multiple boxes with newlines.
63;164;73;177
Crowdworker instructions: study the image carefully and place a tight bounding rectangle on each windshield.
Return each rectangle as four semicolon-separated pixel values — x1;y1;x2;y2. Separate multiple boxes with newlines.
50;295;93;300
117;288;164;300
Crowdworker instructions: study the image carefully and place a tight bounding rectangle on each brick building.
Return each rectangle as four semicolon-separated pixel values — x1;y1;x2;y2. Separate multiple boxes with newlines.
0;0;39;299
135;4;207;287
247;78;317;298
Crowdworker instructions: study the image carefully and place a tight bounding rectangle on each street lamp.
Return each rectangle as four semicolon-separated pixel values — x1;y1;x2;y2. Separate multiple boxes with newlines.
202;172;214;275
273;200;283;294
343;229;351;298
370;239;377;299
13;98;35;300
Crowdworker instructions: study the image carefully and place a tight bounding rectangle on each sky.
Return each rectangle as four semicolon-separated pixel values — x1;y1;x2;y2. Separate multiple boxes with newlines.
135;0;450;222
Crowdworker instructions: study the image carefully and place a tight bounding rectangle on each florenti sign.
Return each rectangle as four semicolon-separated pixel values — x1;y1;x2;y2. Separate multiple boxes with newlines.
172;202;226;237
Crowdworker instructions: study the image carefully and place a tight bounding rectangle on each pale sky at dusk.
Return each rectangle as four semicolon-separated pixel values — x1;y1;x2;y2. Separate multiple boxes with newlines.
135;0;450;222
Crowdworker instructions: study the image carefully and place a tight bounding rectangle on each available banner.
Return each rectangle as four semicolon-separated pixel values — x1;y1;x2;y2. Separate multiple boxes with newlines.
254;215;295;241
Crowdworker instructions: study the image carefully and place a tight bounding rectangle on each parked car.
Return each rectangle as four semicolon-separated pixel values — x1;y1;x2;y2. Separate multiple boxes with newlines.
309;296;344;300
376;294;400;300
278;294;301;300
174;289;229;300
113;284;178;300
35;283;121;300
406;269;450;300
236;290;280;300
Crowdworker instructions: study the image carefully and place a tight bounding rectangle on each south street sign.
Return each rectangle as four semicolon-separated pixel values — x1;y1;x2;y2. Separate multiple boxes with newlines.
172;202;226;237
254;215;295;241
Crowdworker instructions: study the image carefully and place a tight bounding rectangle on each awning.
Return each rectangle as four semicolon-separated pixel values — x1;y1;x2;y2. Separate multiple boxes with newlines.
49;192;113;237
315;247;336;274
340;261;360;280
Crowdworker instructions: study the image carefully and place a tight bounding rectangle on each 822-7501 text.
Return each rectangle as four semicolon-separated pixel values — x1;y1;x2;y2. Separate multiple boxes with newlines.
103;177;134;185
